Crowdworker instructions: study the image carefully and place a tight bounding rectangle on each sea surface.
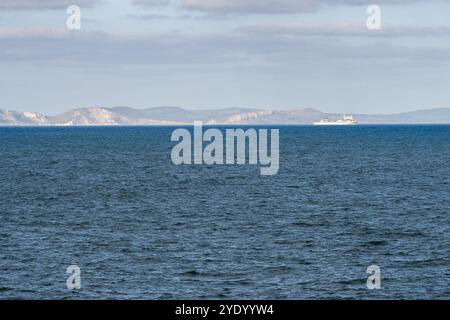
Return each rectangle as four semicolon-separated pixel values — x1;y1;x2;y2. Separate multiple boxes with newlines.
0;125;449;299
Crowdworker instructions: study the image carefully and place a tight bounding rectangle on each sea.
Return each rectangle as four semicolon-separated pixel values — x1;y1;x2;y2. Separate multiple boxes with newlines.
0;125;449;299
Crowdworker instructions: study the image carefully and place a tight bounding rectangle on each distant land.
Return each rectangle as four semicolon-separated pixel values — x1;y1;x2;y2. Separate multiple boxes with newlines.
1;106;450;126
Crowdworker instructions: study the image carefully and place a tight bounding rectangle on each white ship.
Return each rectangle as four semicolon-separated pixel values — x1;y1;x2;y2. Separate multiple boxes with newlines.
313;114;357;126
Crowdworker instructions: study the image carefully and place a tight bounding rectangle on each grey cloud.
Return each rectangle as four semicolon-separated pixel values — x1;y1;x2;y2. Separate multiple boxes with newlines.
131;0;436;14
2;24;449;115
1;27;449;66
125;13;195;20
131;0;171;7
236;23;450;37
0;0;99;10
0;27;68;39
182;0;431;14
182;0;318;13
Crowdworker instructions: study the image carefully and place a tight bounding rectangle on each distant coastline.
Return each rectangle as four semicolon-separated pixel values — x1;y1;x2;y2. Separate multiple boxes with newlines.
1;106;450;126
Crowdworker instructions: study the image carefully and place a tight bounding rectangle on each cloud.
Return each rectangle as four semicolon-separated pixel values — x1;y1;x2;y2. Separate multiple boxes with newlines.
0;0;99;10
236;23;450;38
126;14;173;20
0;27;69;39
126;13;195;20
131;0;171;7
131;0;172;8
183;0;318;13
181;0;430;14
1;26;449;67
131;0;437;14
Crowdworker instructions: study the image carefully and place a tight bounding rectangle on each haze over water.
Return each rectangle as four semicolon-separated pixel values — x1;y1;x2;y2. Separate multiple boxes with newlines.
0;125;449;299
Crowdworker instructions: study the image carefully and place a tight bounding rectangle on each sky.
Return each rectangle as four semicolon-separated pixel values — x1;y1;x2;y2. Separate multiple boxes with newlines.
0;0;450;115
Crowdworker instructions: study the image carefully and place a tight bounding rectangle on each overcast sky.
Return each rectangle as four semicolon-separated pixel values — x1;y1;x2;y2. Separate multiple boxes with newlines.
1;0;450;115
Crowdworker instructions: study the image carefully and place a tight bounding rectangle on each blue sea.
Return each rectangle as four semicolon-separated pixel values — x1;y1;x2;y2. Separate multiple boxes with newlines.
0;125;449;299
